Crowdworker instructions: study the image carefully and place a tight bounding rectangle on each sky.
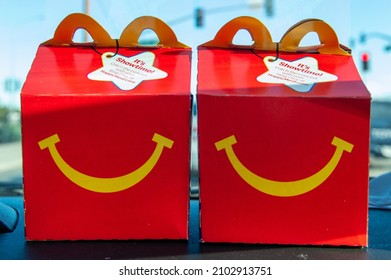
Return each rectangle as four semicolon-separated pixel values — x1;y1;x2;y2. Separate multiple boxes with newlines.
1;0;391;108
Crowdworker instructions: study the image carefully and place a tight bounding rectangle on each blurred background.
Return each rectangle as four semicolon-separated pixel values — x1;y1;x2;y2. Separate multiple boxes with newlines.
1;0;391;196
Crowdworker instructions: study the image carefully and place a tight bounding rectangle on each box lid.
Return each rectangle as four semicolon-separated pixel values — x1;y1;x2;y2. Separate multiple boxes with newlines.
197;47;370;99
22;13;191;97
197;17;370;99
22;46;191;96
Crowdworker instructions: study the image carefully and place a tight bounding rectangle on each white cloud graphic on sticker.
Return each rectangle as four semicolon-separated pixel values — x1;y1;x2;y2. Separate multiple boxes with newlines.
257;56;338;93
88;52;168;90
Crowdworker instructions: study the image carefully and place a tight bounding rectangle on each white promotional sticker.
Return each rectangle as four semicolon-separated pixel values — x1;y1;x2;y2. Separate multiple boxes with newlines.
88;51;168;90
257;56;338;93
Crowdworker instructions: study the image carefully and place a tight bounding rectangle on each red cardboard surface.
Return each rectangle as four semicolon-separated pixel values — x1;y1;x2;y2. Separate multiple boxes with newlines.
197;47;370;246
22;45;192;240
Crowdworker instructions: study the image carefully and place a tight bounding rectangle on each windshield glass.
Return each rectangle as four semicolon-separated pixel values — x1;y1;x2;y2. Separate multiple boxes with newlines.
1;0;391;196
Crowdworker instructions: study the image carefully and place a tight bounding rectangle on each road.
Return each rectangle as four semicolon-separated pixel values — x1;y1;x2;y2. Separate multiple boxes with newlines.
370;156;391;178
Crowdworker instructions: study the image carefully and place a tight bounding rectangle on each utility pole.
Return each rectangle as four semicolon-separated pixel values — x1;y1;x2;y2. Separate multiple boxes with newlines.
83;0;90;42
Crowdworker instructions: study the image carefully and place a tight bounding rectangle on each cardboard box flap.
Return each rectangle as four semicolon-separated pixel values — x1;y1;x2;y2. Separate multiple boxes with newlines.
22;14;191;97
43;13;116;47
279;18;350;55
119;16;189;49
44;13;189;49
201;16;276;51
198;17;369;99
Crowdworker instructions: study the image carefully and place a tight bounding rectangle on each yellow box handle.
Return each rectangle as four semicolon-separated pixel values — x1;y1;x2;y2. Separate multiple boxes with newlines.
43;13;116;47
43;13;188;49
279;18;350;56
201;16;276;51
119;16;189;48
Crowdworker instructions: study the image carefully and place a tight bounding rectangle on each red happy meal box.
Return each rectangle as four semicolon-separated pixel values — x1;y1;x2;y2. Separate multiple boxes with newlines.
197;17;370;246
21;14;192;240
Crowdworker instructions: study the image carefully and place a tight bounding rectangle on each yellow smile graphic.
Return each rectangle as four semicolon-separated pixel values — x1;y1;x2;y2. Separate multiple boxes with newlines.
38;133;173;193
215;135;353;197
